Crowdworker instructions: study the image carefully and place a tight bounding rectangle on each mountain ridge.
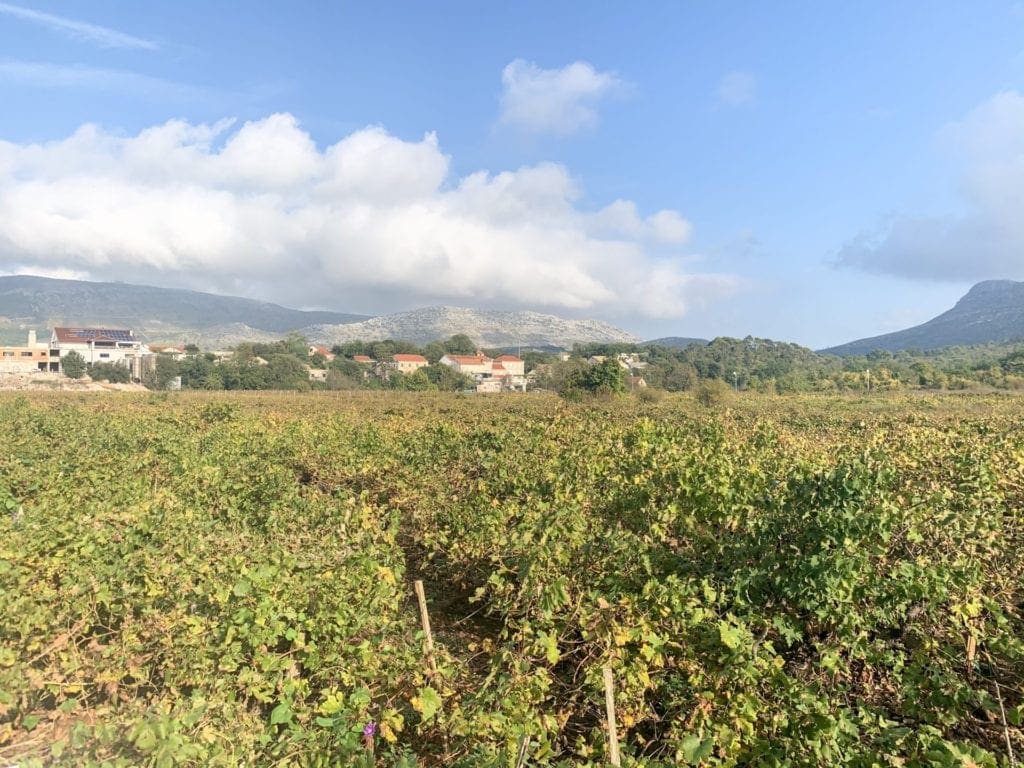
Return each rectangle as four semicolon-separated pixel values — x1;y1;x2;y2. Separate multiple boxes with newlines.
825;280;1024;355
0;275;638;349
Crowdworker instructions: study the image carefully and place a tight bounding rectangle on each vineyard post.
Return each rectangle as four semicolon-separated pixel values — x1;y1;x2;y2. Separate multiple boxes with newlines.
414;579;438;678
994;679;1017;767
514;733;530;768
603;665;621;767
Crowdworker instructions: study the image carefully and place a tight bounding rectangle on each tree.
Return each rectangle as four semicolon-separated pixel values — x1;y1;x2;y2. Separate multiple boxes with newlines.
391;369;435;391
423;363;474;391
62;351;86;379
144;355;181;390
563;358;626;397
444;334;476;355
89;362;132;384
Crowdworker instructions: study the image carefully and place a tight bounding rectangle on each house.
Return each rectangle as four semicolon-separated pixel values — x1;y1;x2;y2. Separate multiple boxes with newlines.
308;345;335;361
0;330;59;373
439;354;493;377
149;344;188;361
618;353;648;371
493;355;525;377
352;354;374;365
588;354;630;371
390;353;429;374
475;379;504;393
51;327;149;379
441;352;527;391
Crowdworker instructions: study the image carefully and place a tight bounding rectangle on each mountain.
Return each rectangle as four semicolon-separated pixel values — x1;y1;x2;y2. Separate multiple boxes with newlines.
302;306;640;348
643;337;709;349
825;280;1024;356
0;275;639;349
0;275;367;343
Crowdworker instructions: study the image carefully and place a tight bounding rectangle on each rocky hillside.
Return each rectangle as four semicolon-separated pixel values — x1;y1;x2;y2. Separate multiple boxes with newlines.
0;275;639;349
825;280;1024;355
0;275;367;342
302;306;640;348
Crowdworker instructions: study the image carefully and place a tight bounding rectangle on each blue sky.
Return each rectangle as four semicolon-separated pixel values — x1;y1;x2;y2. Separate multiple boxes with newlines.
1;2;1023;347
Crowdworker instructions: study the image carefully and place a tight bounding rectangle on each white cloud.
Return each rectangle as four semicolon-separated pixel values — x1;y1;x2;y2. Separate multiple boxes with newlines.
716;71;757;107
591;200;692;244
499;59;625;135
0;2;156;49
838;90;1024;281
0;114;737;319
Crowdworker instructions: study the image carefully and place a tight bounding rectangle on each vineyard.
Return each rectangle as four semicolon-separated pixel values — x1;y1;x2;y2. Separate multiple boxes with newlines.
1;391;1022;766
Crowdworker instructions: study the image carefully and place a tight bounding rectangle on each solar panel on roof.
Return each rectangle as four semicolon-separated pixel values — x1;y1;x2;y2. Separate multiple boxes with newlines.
59;328;134;341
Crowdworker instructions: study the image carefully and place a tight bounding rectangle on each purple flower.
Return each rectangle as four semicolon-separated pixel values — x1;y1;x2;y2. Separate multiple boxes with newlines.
363;720;377;738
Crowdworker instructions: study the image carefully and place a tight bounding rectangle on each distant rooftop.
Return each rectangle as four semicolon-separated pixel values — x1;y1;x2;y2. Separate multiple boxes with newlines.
53;327;135;343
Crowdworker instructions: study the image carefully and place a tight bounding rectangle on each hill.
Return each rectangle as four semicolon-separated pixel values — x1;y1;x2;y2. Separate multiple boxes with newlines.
0;275;639;349
0;275;368;343
642;336;709;349
825;280;1024;356
302;306;640;348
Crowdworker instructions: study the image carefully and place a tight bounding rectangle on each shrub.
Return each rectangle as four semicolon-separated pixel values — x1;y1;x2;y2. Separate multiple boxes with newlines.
694;378;731;407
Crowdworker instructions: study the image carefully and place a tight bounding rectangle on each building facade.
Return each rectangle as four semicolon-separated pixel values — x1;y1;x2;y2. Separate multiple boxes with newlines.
0;331;59;373
390;354;429;374
51;327;149;379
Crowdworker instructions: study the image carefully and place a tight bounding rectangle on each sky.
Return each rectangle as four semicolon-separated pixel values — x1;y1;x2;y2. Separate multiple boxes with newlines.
1;2;1023;348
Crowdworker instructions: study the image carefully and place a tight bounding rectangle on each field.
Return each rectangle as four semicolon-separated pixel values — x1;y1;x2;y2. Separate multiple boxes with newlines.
1;390;1022;767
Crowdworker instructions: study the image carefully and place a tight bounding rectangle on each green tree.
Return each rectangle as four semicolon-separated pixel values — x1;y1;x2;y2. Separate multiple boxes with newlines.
423;363;474;391
564;358;626;397
89;362;132;384
443;334;476;355
144;355;181;390
391;369;435;391
62;351;86;379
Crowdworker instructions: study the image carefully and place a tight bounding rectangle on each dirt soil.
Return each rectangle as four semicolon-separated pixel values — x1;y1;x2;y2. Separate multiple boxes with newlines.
0;372;148;392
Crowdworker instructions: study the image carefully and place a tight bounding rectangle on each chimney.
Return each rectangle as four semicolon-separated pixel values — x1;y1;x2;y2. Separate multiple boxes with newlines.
27;330;36;347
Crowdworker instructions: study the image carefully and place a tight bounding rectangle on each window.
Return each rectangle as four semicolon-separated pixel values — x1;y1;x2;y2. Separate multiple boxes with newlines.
21;351;33;357
2;351;13;357
99;353;110;359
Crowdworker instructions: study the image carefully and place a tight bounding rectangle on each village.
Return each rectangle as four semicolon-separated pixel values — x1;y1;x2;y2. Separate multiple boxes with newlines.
0;326;652;393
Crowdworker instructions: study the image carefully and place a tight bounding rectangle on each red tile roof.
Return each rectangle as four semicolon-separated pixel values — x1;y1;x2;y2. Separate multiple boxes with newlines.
495;355;522;362
392;354;427;363
446;354;489;365
352;354;374;363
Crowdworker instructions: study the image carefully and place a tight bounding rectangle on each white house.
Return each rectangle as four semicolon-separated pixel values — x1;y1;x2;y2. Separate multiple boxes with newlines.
441;353;526;391
493;355;525;377
52;327;149;379
439;354;493;377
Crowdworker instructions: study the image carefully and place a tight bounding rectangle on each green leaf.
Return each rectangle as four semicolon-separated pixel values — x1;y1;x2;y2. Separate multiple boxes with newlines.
232;579;251;597
133;725;157;752
413;686;442;721
681;734;714;763
270;703;293;726
540;630;560;665
718;620;741;650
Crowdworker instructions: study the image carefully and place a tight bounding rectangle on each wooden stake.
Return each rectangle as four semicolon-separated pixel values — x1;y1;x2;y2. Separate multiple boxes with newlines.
965;633;977;681
414;580;438;678
603;665;621;767
514;733;530;768
994;679;1017;768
